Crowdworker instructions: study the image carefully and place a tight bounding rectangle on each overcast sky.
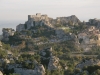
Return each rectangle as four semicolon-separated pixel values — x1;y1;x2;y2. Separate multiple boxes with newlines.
0;0;100;34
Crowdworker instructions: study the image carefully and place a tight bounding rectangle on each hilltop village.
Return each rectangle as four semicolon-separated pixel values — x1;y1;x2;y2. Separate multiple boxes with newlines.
1;13;100;75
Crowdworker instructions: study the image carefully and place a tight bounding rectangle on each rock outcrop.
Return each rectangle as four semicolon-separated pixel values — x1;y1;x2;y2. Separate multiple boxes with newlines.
40;47;53;66
40;47;61;71
57;15;81;25
77;26;100;51
48;56;61;71
34;64;45;75
76;59;100;69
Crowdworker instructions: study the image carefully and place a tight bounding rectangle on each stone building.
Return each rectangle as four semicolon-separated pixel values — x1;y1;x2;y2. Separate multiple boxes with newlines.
2;28;15;41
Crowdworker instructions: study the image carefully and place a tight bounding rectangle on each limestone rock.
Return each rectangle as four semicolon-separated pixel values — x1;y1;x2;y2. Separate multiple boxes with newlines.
40;47;53;66
40;47;61;71
76;59;100;69
48;56;61;71
34;64;45;75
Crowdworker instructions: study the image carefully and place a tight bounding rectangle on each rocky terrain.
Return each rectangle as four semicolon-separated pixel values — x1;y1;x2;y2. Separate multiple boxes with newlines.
0;13;100;75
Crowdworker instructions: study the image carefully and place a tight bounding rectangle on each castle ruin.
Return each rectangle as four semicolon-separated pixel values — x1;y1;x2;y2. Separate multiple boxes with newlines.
16;13;81;32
